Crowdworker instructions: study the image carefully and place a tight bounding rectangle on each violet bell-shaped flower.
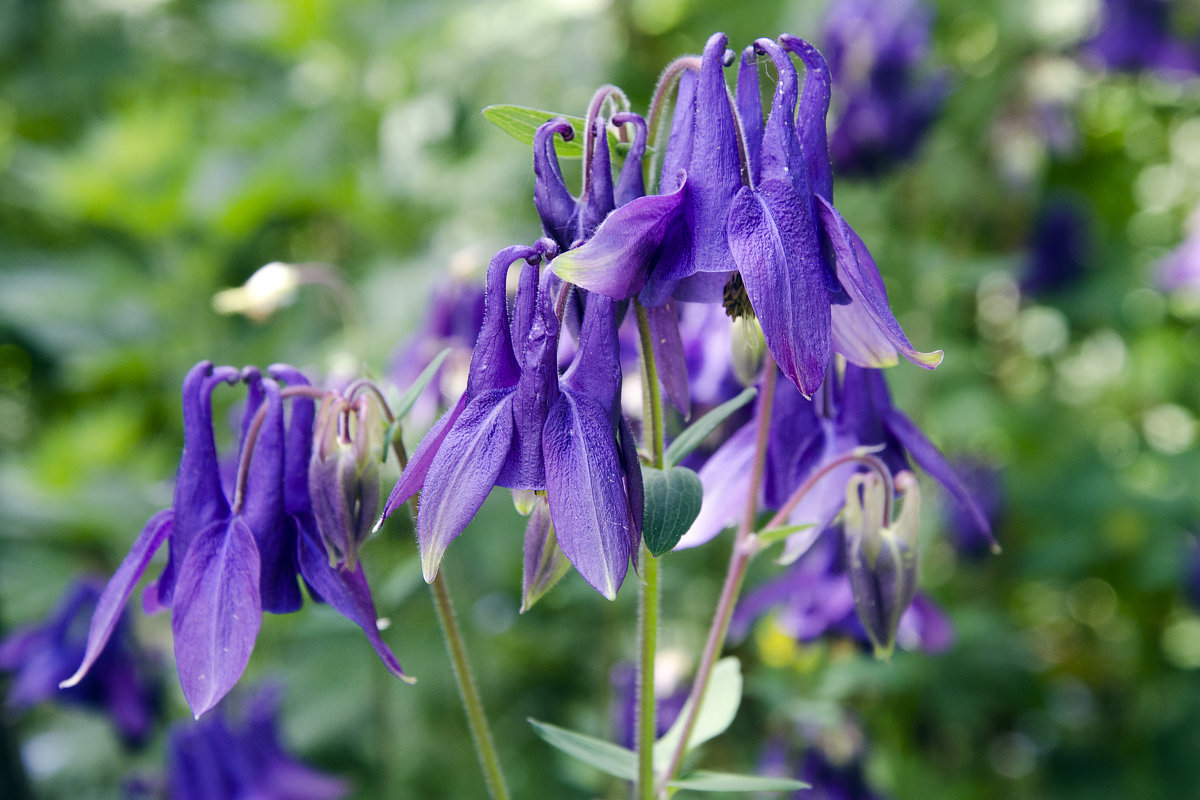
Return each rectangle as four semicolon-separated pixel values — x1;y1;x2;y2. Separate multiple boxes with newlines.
677;361;993;566
551;32;941;398
62;362;408;719
165;687;348;800
0;578;162;745
380;241;643;600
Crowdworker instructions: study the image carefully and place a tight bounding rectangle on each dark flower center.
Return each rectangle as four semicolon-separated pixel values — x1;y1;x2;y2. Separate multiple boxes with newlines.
722;273;755;321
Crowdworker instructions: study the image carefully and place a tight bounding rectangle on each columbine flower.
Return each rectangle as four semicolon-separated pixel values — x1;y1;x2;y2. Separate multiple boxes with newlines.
0;578;161;745
381;241;643;599
821;0;947;177
678;362;992;566
164;686;348;800
1083;0;1200;79
62;362;407;718
550;32;941;398
729;527;953;655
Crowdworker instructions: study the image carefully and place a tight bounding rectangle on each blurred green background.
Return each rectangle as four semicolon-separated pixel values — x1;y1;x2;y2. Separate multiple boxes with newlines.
3;0;1200;797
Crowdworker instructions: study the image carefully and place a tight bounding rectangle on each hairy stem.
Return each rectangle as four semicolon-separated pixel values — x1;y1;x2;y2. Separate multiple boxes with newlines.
430;574;511;800
656;358;778;795
634;300;666;800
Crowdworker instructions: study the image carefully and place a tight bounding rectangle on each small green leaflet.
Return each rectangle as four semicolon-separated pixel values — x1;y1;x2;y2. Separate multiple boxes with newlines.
641;466;703;556
381;348;451;465
668;771;809;793
482;105;627;158
527;718;636;780
664;387;757;468
653;656;742;766
755;522;814;548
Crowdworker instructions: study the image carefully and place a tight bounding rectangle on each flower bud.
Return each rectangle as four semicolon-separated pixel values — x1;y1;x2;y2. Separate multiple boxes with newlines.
309;394;381;569
843;469;920;659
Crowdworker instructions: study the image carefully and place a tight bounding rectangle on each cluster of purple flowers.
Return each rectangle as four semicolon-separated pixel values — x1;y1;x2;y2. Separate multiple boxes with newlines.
60;363;406;718
1084;0;1200;79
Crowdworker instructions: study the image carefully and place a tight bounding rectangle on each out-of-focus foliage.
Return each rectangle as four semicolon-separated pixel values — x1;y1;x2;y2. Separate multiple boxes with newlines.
3;0;1200;798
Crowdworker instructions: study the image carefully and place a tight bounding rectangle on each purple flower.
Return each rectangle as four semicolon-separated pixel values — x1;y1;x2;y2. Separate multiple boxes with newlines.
1022;199;1093;296
730;528;953;655
381;241;644;600
1083;0;1200;78
165;687;348;800
821;0;947;177
760;722;888;800
798;747;887;800
387;275;485;430
0;579;160;745
62;363;407;718
1157;202;1200;293
678;363;992;567
550;32;942;397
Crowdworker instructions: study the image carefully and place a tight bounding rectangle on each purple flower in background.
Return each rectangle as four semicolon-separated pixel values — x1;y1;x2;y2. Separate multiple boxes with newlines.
1022;199;1093;296
0;579;160;745
821;0;947;177
678;363;992;565
760;722;888;800
730;528;953;655
610;662;689;750
382;241;643;600
1083;0;1200;78
1157;202;1200;293
388;274;485;430
63;362;407;718
945;458;1003;559
165;687;348;800
798;747;887;800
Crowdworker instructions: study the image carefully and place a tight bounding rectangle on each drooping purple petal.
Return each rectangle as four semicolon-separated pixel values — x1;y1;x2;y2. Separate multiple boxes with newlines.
880;406;994;547
153;363;240;608
675;421;756;550
242;377;302;614
816;196;942;369
897;594;955;653
736;45;763;186
780;35;834;202
613;112;648;206
580;117;616;239
171;517;263;718
61;509;173;689
379;394;466;522
542;391;633;600
778;422;861;565
688;32;743;275
549;181;688;299
727;180;830;397
534;118;579;250
645;300;691;417
295;514;410;681
416;390;516;582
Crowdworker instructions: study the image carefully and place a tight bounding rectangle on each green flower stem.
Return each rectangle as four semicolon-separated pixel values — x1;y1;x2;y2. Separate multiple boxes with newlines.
655;358;778;797
430;573;511;800
634;301;666;800
388;437;509;800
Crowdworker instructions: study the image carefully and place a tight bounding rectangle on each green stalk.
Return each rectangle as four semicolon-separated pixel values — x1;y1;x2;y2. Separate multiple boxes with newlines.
389;437;509;800
430;574;511;800
634;301;666;800
655;358;778;796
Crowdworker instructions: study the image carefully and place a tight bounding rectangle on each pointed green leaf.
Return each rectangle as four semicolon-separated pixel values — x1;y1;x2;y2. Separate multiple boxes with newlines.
393;348;451;421
664;387;757;468
482;105;589;157
755;523;814;548
653;657;742;766
528;718;636;780
668;770;809;793
641;465;703;556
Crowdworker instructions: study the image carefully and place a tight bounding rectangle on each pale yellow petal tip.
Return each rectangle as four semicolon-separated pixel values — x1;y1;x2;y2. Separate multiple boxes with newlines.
58;672;83;690
913;349;944;369
399;674;418;685
421;555;441;585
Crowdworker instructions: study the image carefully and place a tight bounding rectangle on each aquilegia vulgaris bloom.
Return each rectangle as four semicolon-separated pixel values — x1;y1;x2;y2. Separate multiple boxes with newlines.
62;362;407;718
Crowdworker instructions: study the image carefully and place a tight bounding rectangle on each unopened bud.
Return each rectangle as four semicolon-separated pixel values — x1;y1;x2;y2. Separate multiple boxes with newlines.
212;262;301;322
309;394;381;569
844;470;920;659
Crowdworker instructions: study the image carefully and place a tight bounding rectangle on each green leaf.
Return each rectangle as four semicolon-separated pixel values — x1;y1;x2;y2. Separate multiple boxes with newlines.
755;522;814;547
527;718;636;780
653;657;742;766
392;348;451;421
668;770;809;793
641;465;703;556
664;387;757;468
482;105;589;157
